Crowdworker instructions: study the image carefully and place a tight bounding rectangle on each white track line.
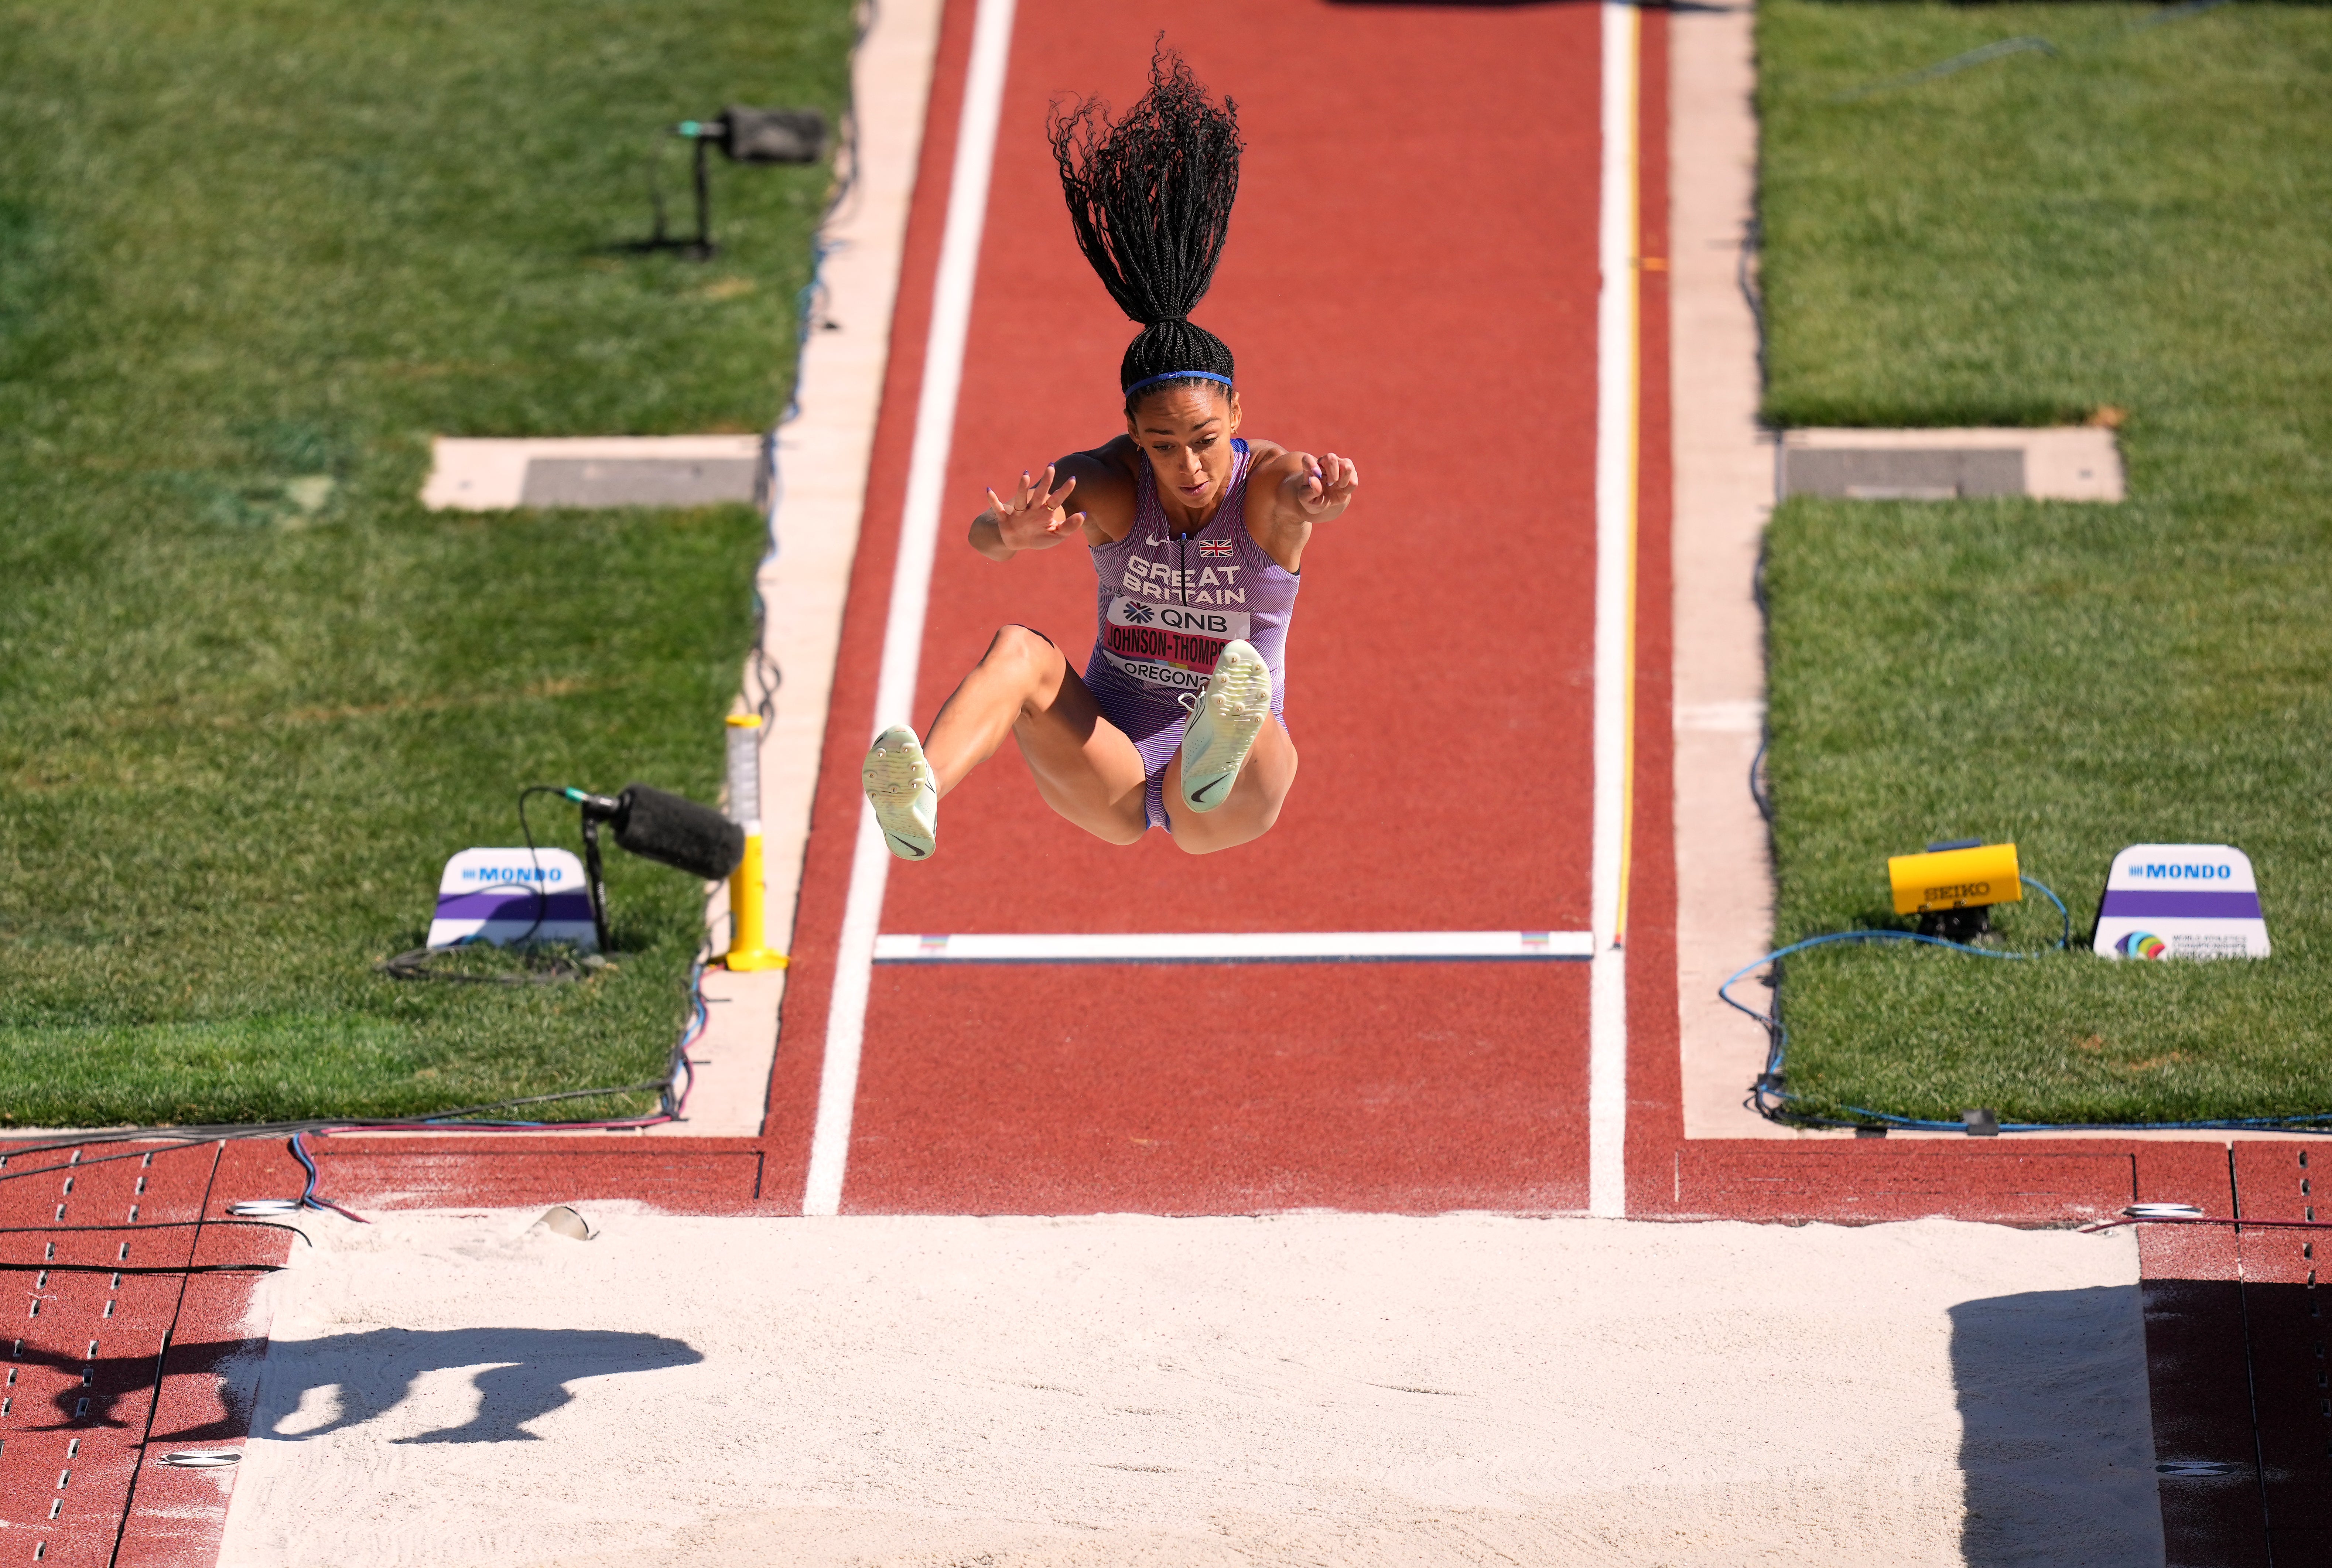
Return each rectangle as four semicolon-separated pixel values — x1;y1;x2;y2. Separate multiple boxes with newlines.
872;931;1595;963
1589;0;1640;1220
803;0;1017;1218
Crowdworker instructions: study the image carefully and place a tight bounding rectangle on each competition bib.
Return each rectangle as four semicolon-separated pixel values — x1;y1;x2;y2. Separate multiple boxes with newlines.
1097;598;1251;700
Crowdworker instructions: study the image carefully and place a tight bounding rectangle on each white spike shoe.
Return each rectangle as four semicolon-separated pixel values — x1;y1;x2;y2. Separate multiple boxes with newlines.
862;725;938;860
1179;639;1272;814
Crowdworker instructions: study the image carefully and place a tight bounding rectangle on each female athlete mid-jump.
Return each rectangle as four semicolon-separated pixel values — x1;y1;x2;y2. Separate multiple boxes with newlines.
863;48;1357;859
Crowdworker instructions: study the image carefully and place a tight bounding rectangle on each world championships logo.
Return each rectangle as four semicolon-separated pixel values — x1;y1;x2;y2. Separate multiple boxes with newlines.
2115;931;2169;961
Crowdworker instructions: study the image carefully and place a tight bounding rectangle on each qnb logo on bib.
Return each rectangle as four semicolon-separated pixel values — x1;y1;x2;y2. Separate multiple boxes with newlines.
1099;598;1250;689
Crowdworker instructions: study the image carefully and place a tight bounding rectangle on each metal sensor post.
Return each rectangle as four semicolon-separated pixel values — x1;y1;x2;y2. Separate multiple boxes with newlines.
720;715;785;971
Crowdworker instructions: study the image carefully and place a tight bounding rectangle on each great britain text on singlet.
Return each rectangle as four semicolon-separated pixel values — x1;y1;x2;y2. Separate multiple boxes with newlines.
1118;555;1249;605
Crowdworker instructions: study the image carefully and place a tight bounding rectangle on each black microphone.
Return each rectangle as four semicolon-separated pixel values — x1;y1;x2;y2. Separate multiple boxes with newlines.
609;783;743;882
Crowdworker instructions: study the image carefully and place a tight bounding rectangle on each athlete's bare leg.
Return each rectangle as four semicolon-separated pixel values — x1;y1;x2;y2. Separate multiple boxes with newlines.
921;626;1150;845
1161;718;1297;854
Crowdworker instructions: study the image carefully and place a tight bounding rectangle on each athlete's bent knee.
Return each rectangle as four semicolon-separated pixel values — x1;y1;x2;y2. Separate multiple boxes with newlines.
981;624;1057;670
981;626;1069;724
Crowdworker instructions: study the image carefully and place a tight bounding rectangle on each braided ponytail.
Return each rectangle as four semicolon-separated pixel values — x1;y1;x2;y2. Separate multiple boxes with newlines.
1049;44;1243;411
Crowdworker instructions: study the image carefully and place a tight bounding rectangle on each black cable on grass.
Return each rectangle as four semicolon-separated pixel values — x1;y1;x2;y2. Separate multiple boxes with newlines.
377;785;586;985
375;949;585;984
1050;42;1244;406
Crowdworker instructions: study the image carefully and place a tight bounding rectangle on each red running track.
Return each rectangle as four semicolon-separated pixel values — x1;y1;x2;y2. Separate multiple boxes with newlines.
765;0;1608;1215
0;1137;296;1568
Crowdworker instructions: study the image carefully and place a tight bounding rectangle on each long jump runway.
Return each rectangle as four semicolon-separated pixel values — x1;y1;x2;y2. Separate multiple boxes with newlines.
763;0;1609;1215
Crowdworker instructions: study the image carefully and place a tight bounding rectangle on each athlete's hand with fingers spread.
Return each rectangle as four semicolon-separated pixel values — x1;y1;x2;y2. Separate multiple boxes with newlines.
1286;451;1358;517
983;464;1086;553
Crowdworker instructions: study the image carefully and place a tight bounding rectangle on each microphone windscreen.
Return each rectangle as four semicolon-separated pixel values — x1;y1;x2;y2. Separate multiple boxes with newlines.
612;784;745;881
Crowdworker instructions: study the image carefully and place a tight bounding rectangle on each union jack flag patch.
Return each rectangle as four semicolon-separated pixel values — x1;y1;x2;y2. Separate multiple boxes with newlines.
1196;537;1235;558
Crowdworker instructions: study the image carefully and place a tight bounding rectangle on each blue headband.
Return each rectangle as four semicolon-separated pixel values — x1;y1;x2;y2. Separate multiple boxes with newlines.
1122;370;1234;396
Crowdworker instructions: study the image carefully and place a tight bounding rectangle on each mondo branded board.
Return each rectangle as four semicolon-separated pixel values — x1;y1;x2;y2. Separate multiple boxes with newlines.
2093;844;2270;961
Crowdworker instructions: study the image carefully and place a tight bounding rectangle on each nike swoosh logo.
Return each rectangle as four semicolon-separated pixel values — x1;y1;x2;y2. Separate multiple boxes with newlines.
887;835;928;858
1190;774;1231;803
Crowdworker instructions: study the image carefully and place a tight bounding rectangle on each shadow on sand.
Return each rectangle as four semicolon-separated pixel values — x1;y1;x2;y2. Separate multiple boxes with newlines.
256;1327;703;1444
1950;1285;2162;1566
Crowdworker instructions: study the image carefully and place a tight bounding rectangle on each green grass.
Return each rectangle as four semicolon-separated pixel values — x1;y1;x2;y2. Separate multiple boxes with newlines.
0;0;853;1124
1756;0;2332;1125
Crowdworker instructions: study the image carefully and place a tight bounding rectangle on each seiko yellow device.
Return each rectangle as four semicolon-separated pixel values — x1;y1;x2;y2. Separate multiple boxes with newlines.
1887;841;2021;916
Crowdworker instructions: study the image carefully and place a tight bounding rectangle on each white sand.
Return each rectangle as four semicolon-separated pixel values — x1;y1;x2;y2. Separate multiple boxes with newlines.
218;1213;2160;1567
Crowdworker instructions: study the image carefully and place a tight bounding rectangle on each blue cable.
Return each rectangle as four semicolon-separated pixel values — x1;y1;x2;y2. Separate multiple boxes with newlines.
1724;877;2069;1118
1828;0;2233;104
1727;875;2045;1125
1731;872;2332;1134
2023;873;2071;951
287;1132;367;1223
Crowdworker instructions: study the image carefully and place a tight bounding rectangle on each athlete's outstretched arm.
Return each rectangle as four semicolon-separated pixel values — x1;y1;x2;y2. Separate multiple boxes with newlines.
968;464;1082;561
968;451;1131;560
1245;448;1359;571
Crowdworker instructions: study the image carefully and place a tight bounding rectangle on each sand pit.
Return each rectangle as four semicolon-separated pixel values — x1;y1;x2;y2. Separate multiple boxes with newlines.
218;1213;2159;1567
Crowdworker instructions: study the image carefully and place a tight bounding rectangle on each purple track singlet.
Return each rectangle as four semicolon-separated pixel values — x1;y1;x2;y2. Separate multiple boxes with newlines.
1083;438;1300;831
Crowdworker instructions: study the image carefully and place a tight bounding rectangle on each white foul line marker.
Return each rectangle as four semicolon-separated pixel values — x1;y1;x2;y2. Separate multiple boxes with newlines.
804;0;1018;1218
872;931;1595;963
1589;0;1641;1220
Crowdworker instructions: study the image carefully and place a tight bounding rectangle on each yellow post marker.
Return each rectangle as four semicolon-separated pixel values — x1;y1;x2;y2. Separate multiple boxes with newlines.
720;713;787;971
1888;841;2022;917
